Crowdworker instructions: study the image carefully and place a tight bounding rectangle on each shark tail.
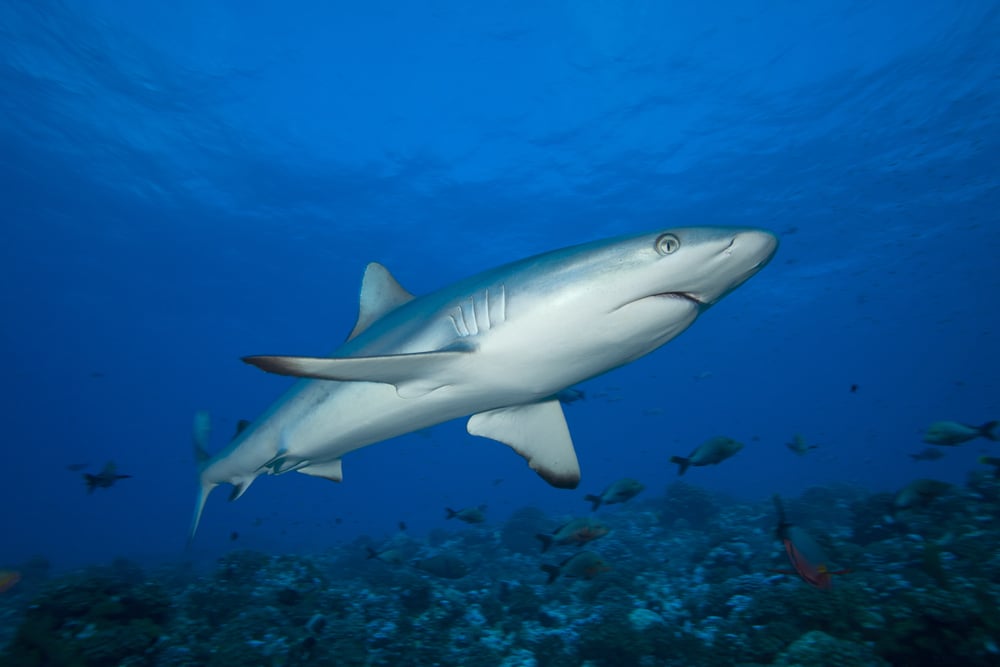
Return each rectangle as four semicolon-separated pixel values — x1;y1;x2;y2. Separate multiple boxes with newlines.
584;494;602;511
189;410;216;543
670;456;691;476
189;479;218;544
193;410;212;463
979;421;998;441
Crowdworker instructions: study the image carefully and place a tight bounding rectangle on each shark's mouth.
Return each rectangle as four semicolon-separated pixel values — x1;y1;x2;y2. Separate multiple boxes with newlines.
655;292;705;305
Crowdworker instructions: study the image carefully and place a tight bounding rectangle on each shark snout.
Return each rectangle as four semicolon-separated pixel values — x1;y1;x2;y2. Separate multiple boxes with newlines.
683;228;779;306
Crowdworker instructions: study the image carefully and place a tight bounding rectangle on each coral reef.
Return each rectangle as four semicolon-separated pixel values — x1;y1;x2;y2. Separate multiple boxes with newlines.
3;479;1000;665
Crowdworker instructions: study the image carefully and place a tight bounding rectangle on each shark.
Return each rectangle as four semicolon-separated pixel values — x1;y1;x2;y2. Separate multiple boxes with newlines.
190;226;778;539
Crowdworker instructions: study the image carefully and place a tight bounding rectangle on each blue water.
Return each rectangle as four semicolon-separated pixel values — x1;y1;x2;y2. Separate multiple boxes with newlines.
1;1;997;571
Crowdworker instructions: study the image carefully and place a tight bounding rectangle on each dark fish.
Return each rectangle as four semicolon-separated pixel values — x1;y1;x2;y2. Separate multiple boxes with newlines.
229;531;239;542
786;434;818;456
850;384;858;393
584;478;644;511
398;521;407;531
894;479;951;511
366;546;407;565
923;420;998;446
772;495;849;589
66;463;90;472
413;554;469;579
536;517;609;552
909;448;945;462
670;436;743;475
84;461;131;493
979;456;1000;479
541;551;610;583
445;505;486;524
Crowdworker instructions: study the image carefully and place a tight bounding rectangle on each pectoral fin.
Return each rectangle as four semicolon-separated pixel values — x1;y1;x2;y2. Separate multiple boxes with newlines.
297;459;344;483
468;400;580;489
243;349;471;398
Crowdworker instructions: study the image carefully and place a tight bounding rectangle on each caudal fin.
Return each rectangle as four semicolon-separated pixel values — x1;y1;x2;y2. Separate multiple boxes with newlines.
540;564;560;584
445;508;458;520
670;456;691;476
584;494;602;511
979;421;998;441
536;533;554;553
193;411;212;463
189;479;217;544
189;410;216;544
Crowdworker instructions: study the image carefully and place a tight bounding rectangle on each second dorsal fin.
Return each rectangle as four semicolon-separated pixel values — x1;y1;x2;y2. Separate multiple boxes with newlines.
347;262;414;341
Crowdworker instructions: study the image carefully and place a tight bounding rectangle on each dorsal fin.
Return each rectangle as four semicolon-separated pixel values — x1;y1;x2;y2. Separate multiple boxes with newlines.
232;419;252;439
347;262;414;341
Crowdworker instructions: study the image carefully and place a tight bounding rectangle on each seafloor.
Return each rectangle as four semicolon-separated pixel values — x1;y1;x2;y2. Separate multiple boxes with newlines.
2;473;999;667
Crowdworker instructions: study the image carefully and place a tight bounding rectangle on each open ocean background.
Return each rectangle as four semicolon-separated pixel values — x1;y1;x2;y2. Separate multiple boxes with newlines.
2;0;997;575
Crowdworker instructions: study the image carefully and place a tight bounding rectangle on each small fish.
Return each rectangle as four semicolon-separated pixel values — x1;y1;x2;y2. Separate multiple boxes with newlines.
445;505;486;524
669;436;744;475
893;478;951;511
366;546;407;565
84;461;131;493
909;448;945;462
850;384;858;393
922;420;998;446
398;521;407;531
413;554;470;579
771;495;849;590
785;434;819;456
978;456;1000;479
555;387;586;404
229;531;239;542
541;551;610;584
0;570;22;593
66;463;90;472
536;517;609;552
584;478;644;511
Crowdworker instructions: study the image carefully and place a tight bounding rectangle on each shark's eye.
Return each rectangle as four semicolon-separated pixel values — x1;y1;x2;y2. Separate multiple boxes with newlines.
655;233;680;255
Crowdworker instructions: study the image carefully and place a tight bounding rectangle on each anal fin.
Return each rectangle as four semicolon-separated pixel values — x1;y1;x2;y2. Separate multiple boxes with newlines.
467;400;580;489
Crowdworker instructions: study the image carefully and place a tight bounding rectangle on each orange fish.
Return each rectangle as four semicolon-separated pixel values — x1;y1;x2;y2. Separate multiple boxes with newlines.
0;570;22;593
772;495;849;589
541;551;611;583
536;517;609;552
